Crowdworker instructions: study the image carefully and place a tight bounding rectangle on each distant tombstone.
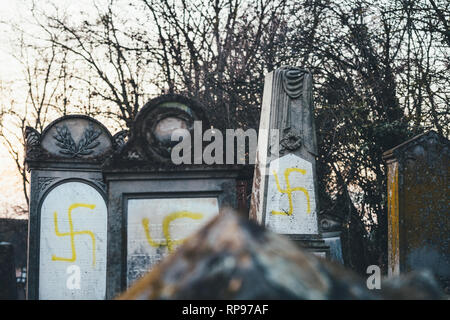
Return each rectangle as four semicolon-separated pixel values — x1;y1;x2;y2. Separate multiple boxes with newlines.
250;67;331;257
0;242;17;300
25;115;122;300
383;131;449;289
102;94;245;298
320;215;344;264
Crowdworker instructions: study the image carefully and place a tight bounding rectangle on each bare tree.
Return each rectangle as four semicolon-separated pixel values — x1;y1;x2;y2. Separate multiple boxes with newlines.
284;0;449;272
139;0;289;129
30;0;156;129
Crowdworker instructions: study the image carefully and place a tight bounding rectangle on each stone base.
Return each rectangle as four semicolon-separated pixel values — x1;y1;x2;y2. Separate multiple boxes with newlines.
283;234;330;259
322;231;344;264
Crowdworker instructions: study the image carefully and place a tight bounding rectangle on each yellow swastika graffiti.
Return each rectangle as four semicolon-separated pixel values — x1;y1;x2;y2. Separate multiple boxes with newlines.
52;203;97;267
271;168;311;216
142;211;204;253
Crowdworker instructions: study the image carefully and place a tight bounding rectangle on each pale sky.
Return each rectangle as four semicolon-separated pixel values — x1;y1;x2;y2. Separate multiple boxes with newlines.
0;0;108;218
0;0;157;218
0;1;29;218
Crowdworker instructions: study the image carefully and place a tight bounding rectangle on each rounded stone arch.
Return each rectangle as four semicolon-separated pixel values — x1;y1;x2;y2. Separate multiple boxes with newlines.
131;94;210;162
38;177;108;212
40;115;114;159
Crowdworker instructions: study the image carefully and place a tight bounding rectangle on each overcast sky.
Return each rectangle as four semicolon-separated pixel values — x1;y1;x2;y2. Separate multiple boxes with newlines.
0;0;146;218
0;1;28;218
0;0;101;218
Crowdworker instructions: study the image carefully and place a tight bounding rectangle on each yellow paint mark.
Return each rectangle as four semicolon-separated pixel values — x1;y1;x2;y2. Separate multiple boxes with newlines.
388;163;400;275
271;168;311;216
142;211;204;253
52;203;97;267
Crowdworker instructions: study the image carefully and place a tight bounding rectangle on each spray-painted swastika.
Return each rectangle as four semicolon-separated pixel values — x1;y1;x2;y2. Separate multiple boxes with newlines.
271;167;311;216
52;203;97;266
142;211;204;253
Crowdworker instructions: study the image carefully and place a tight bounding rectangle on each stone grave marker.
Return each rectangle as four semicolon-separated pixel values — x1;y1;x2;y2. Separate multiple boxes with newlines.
383;131;449;290
250;66;332;258
102;94;246;298
25;115;123;300
0;242;17;299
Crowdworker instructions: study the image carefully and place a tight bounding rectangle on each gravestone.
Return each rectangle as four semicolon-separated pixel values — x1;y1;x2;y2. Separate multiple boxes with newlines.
0;242;17;299
25;115;123;300
250;66;331;258
320;214;344;264
383;131;449;291
102;94;245;299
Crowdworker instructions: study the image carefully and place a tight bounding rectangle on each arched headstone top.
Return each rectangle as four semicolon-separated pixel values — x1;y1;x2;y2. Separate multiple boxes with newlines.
25;115;116;163
111;94;209;165
383;130;450;165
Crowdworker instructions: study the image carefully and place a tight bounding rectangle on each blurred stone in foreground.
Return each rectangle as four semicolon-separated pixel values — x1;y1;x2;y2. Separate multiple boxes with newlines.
118;209;445;300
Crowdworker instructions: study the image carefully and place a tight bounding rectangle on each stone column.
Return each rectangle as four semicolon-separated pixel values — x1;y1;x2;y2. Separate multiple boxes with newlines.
250;67;328;257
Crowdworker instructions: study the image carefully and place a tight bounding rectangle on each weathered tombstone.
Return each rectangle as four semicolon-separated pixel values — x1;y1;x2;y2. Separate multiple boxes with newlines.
320;215;344;264
102;94;245;299
0;242;18;300
383;131;449;291
250;66;331;257
25;115;122;300
0;218;28;299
